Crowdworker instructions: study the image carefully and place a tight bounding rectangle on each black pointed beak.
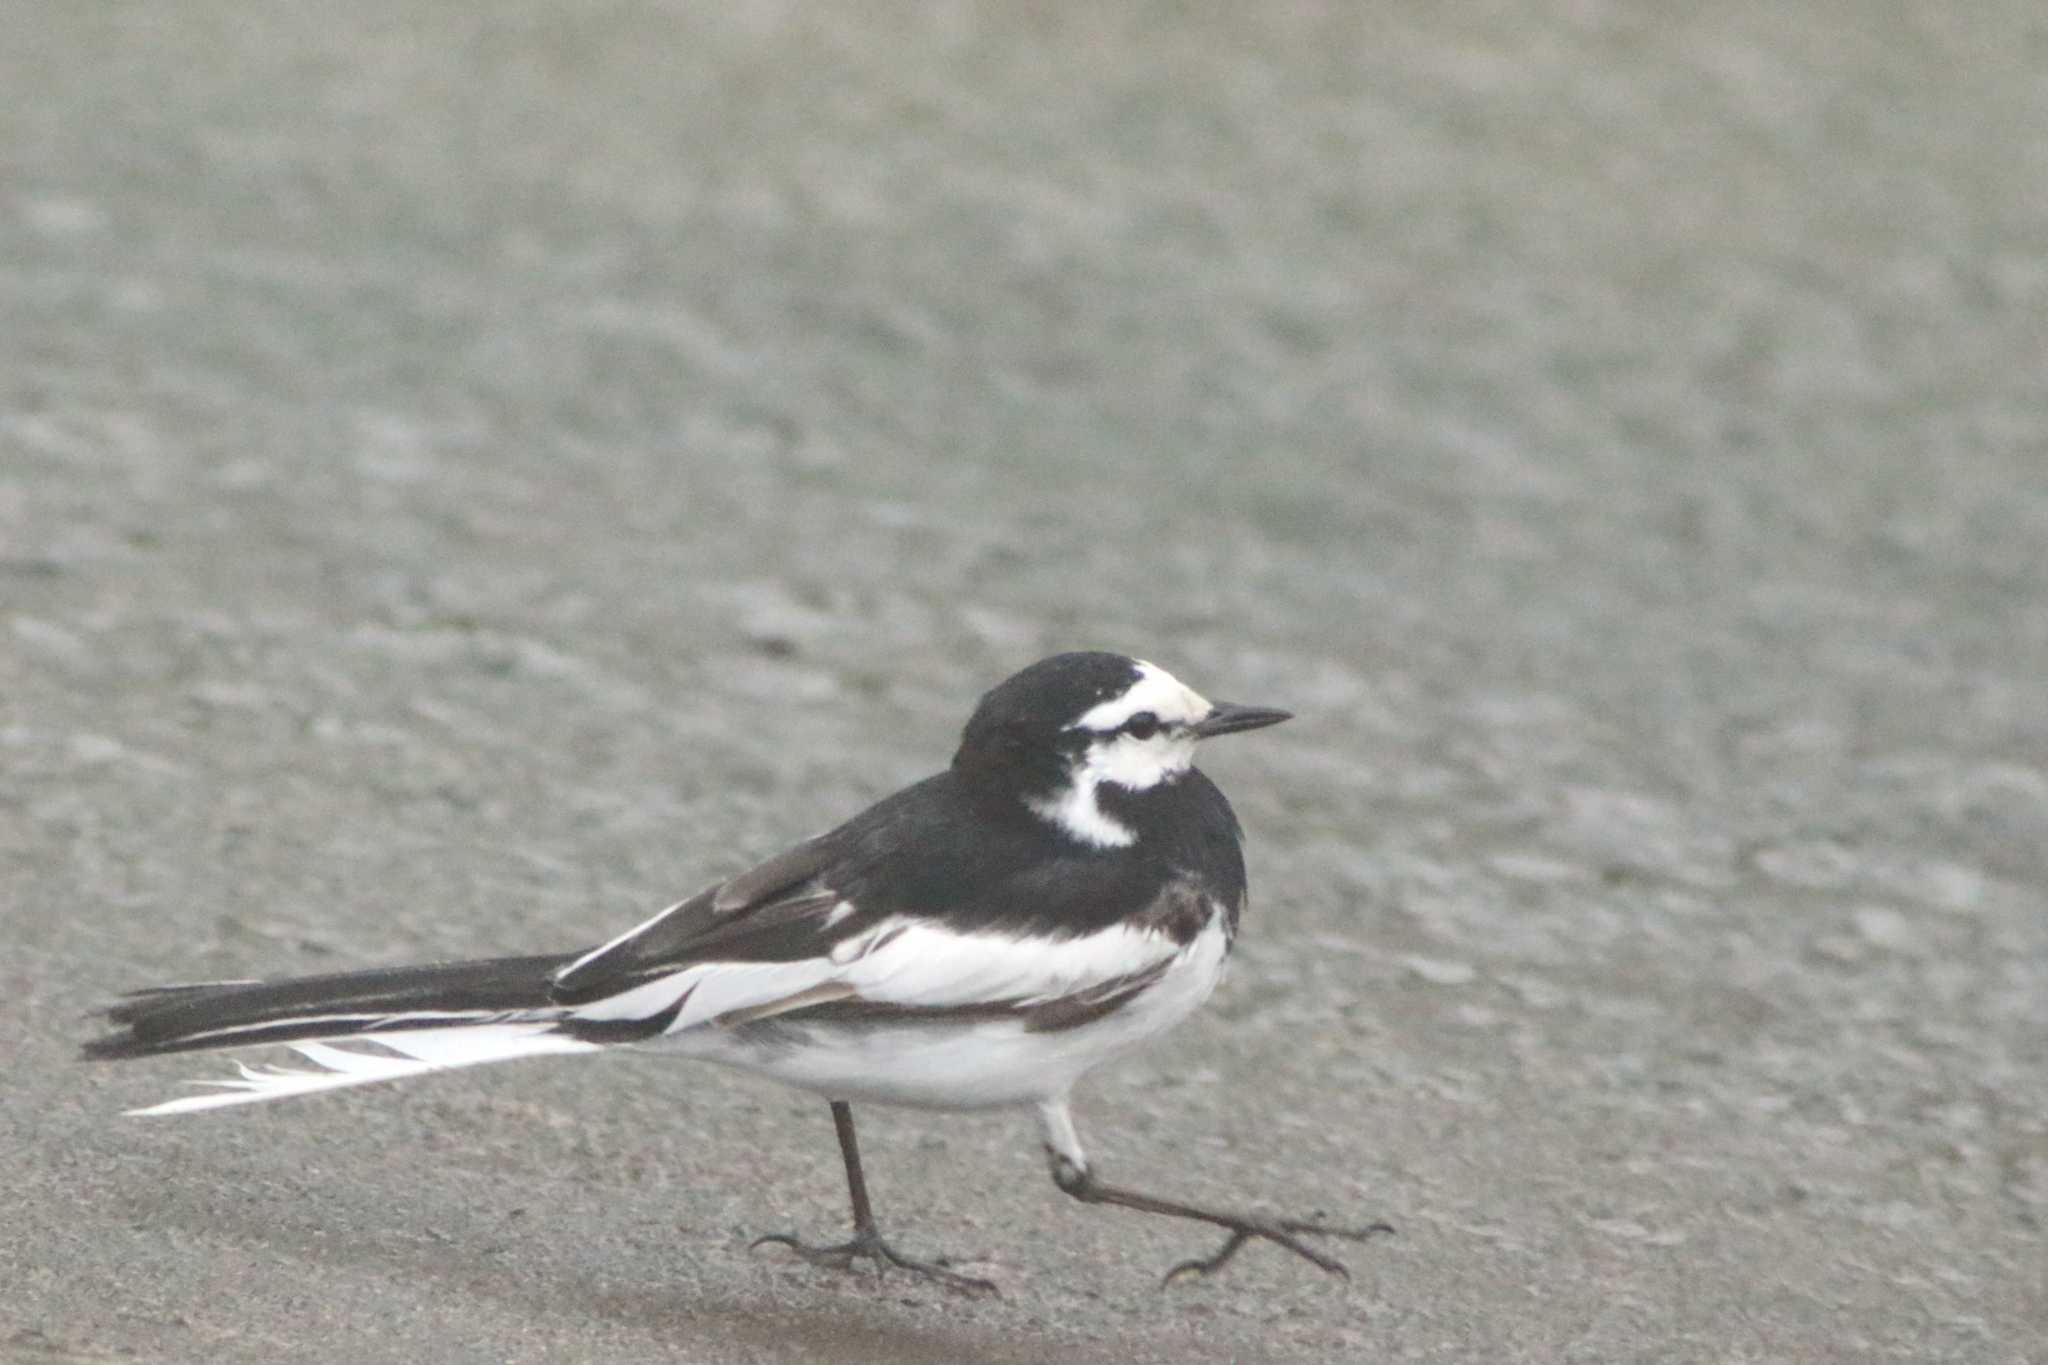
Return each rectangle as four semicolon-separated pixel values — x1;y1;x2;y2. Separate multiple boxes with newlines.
1190;702;1293;738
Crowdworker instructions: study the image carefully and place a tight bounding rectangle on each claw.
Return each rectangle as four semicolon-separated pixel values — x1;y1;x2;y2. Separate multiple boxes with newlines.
748;1231;867;1276
1159;1215;1393;1287
749;1225;999;1295
1161;1229;1254;1285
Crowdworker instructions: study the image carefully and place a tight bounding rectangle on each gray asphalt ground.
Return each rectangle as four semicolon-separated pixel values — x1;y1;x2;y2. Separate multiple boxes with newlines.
5;4;2045;1362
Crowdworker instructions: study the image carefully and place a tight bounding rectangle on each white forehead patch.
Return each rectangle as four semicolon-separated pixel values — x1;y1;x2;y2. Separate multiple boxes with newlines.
1070;661;1211;733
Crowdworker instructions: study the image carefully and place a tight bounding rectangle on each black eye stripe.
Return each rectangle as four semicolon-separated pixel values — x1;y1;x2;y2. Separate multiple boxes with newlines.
1122;711;1161;740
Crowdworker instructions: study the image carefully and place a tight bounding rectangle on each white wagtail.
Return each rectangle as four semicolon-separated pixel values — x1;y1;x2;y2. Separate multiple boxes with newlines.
86;651;1390;1292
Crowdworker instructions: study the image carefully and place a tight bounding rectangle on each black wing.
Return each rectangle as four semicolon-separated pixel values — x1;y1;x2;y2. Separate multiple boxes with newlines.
546;767;1247;1012
547;833;848;1005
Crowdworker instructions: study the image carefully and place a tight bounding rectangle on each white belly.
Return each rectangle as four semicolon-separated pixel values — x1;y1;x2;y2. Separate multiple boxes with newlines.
648;915;1231;1110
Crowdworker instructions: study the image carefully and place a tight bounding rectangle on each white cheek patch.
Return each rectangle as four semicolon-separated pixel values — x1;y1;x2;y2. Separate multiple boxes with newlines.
1070;660;1211;734
1086;731;1198;791
1028;730;1199;846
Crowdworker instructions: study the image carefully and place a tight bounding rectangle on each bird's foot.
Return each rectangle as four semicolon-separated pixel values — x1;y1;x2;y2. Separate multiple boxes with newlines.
1053;1160;1394;1287
750;1224;998;1295
1162;1213;1395;1286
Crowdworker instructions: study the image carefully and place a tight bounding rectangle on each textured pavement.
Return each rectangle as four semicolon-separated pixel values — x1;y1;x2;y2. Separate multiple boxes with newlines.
4;4;2045;1362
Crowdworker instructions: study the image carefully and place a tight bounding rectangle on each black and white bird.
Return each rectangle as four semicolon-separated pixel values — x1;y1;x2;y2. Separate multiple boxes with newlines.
85;651;1389;1291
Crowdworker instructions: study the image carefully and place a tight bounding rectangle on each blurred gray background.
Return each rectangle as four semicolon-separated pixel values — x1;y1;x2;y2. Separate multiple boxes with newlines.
4;4;2043;1362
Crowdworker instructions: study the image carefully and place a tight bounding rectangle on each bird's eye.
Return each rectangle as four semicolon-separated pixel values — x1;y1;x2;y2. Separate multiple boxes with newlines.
1123;711;1161;740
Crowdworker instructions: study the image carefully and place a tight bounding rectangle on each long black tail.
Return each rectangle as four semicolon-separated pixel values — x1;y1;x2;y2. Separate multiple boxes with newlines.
82;953;575;1061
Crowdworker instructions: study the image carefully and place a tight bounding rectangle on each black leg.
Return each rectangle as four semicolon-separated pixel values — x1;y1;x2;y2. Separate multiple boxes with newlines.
831;1100;878;1231
1038;1098;1392;1285
750;1101;997;1295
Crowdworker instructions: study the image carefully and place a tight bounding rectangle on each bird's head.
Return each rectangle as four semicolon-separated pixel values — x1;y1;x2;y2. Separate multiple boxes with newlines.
952;652;1290;847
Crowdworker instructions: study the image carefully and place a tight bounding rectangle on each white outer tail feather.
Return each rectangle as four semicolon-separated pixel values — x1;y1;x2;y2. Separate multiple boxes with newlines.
127;1024;599;1117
